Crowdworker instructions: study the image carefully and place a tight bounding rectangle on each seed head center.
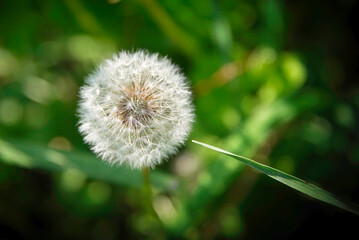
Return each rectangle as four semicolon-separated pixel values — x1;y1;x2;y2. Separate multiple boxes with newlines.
118;85;157;128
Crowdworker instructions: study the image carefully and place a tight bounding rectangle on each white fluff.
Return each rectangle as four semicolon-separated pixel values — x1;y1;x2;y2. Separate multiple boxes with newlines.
77;50;194;169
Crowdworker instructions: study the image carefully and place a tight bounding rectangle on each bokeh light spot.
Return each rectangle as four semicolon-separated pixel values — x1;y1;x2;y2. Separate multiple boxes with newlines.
0;98;23;125
61;168;87;192
86;181;111;204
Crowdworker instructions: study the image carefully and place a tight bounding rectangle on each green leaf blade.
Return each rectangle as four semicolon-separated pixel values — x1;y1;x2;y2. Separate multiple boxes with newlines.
192;140;359;215
0;138;176;191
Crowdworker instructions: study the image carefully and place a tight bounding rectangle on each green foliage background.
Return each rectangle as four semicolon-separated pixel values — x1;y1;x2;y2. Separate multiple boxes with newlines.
0;0;358;239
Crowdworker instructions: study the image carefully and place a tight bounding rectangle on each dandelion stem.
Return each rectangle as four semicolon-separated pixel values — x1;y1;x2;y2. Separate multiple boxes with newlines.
142;167;156;216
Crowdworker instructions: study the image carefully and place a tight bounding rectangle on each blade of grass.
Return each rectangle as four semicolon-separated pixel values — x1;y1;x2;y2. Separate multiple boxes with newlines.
139;0;200;57
192;140;359;215
64;0;107;36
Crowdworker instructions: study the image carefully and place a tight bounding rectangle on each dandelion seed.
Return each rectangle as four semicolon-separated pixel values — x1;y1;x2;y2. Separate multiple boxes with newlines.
78;50;194;169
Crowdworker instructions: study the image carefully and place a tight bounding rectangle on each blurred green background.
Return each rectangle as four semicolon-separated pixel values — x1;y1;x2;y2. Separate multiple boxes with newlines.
1;0;359;239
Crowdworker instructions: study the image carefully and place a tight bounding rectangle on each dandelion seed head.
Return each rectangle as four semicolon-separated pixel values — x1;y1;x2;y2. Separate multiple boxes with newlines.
78;50;194;169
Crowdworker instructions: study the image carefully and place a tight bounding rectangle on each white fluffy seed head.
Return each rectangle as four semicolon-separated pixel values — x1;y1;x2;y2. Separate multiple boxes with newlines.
77;50;195;169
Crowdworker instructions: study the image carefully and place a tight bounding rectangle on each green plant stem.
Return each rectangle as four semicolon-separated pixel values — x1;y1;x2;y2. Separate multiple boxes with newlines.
142;167;156;216
142;167;167;236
